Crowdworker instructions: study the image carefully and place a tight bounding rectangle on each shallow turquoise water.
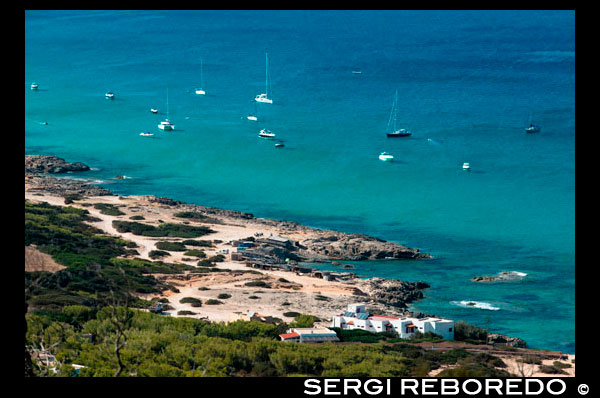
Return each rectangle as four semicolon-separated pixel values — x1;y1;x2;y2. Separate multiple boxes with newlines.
25;10;574;353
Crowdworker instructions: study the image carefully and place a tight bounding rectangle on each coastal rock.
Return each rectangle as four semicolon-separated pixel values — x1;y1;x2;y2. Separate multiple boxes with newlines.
364;277;430;310
299;232;431;261
25;155;90;174
472;271;527;283
25;175;112;197
487;333;527;348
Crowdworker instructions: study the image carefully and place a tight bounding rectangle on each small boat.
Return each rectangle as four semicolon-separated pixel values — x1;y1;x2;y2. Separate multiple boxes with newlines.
379;152;394;162
140;132;154;137
255;52;273;104
352;70;362;74
247;102;259;121
525;113;541;133
105;92;115;99
195;58;206;95
462;162;470;171
247;115;258;121
158;88;174;131
30;83;39;90
259;129;276;139
275;143;285;148
386;90;411;137
150;108;158;114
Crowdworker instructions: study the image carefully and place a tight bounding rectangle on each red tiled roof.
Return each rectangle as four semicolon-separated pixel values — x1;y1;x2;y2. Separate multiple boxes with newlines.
279;332;300;339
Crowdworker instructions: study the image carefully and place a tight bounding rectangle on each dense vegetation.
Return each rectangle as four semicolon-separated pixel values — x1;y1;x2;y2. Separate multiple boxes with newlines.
112;220;215;238
26;308;512;377
25;199;514;378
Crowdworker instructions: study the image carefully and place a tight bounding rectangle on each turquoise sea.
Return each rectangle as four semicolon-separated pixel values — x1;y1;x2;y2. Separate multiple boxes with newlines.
25;10;575;353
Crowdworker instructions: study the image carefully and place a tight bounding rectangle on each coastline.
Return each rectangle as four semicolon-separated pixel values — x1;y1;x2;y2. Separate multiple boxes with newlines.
24;155;575;372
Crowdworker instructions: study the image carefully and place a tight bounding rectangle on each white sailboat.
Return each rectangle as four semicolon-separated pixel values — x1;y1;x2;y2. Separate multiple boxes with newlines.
30;82;39;90
255;52;273;104
158;88;174;131
525;112;541;133
386;90;411;137
195;58;206;95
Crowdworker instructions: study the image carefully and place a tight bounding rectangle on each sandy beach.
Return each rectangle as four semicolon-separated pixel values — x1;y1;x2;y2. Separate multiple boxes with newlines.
24;191;395;326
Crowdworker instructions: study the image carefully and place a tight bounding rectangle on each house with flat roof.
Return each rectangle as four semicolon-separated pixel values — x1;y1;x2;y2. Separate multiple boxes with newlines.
279;327;340;343
331;304;454;340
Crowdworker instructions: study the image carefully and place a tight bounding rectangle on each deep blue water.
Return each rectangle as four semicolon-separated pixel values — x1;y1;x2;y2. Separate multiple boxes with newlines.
25;10;575;353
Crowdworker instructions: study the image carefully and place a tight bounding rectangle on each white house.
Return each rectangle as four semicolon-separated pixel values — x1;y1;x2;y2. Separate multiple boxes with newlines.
331;304;454;340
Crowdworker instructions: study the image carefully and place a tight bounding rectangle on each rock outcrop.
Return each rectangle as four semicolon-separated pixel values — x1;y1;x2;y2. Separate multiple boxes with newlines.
25;155;90;174
364;277;430;310
299;232;431;261
487;333;527;348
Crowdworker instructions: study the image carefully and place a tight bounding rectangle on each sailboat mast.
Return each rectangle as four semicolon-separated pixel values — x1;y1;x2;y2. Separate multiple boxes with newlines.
265;52;269;97
393;90;398;132
166;88;169;119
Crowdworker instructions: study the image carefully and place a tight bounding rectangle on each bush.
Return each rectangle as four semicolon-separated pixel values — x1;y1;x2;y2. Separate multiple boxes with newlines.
63;194;82;204
248;296;260;300
244;281;269;288
454;321;488;342
94;203;125;216
129;215;145;220
198;287;210;291
207;254;225;262
182;239;213;247
283;312;301;318
177;310;196;316
148;250;169;259
183;250;206;258
179;297;202;307
289;314;317;328
278;278;290;283
205;299;223;305
112;221;215;238
155;241;187;251
217;293;231;299
538;365;568;375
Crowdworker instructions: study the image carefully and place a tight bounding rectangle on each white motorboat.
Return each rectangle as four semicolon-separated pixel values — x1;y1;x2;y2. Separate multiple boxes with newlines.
30;83;39;90
140;132;154;137
463;162;471;171
105;92;115;99
255;52;273;104
379;152;394;162
247;115;258;121
259;129;276;139
150;108;158;114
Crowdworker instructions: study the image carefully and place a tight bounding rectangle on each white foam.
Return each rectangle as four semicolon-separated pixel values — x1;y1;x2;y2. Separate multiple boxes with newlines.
451;300;500;311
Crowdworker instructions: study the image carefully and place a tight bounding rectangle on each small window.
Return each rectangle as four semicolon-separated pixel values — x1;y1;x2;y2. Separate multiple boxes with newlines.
449;328;452;332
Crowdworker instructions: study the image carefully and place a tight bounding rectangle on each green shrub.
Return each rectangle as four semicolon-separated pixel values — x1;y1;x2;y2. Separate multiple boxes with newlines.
94;203;125;216
217;293;231;299
205;299;223;305
179;297;202;307
207;254;225;262
129;215;145;220
183;250;206;258
182;239;213;247
248;296;260;299
289;314;317;328
112;221;215;238
155;241;187;251
538;365;568;375
148;250;169;259
453;321;488;342
244;281;269;288
177;310;196;316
